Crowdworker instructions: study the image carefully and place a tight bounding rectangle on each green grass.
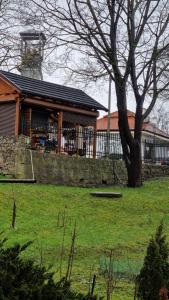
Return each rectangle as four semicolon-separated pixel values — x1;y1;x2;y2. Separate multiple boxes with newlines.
0;179;169;299
0;174;14;179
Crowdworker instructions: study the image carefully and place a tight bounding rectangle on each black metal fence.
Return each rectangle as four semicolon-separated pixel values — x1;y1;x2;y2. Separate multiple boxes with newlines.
144;140;169;164
21;119;123;158
20;118;169;162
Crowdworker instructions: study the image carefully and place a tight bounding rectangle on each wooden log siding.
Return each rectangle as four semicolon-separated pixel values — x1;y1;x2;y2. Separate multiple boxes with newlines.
15;98;20;136
0;102;16;135
21;107;32;137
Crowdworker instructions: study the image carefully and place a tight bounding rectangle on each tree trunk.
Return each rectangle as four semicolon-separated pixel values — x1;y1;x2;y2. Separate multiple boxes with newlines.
126;141;142;187
115;83;143;187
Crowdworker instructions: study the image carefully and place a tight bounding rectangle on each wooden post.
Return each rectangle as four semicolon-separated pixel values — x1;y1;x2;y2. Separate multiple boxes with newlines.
93;122;97;159
23;106;32;139
15;98;20;136
57;111;63;153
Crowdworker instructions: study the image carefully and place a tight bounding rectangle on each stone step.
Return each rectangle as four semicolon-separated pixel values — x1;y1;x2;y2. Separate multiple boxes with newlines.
90;192;122;198
0;179;36;183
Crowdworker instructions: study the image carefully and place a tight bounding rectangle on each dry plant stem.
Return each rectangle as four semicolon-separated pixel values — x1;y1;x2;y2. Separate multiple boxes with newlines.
11;186;16;229
37;238;44;268
66;221;77;281
59;207;67;279
133;280;138;300
106;249;113;300
91;274;96;296
88;265;93;295
57;211;60;227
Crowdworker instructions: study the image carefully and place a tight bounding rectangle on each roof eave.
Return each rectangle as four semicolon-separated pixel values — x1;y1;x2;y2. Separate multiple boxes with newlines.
0;70;108;112
21;90;107;112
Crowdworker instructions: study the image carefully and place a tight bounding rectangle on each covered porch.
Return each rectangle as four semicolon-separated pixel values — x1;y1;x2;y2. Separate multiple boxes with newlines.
19;103;97;158
0;70;107;158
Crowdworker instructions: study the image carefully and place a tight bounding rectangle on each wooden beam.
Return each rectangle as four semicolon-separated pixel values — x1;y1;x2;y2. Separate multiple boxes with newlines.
0;95;17;102
24;98;99;117
0;92;18;96
57;111;63;154
15;98;20;136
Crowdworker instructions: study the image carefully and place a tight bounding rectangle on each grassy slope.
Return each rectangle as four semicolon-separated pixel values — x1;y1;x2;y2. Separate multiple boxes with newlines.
0;179;169;299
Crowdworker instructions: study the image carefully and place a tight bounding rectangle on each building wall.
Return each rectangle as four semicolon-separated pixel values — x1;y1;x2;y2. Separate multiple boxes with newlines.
0;102;16;136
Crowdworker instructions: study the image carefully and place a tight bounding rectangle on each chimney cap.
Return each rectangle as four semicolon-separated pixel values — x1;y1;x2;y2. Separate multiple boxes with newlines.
20;30;46;42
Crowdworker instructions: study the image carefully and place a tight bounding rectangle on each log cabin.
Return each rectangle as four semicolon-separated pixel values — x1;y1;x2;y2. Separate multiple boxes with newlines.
0;31;107;157
0;70;107;156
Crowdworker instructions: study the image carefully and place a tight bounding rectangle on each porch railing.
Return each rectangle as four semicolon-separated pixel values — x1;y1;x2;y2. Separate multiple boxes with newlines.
20;119;169;162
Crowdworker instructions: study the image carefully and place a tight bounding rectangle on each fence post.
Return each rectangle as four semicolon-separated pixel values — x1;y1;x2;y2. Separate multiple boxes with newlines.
93;123;97;159
57;111;63;154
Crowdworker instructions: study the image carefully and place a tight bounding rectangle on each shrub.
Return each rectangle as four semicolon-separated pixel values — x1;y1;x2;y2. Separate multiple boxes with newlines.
0;237;97;300
136;222;169;300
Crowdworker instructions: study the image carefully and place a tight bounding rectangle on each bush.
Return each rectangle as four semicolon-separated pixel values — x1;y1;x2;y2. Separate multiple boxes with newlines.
136;222;169;300
0;237;97;300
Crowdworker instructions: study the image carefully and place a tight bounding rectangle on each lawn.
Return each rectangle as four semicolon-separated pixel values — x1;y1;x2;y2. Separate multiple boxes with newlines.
0;179;169;299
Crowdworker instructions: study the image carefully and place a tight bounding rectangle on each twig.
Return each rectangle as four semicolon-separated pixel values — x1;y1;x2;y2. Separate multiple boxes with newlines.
91;274;96;296
11;186;16;229
59;206;67;279
106;249;113;300
65;221;77;281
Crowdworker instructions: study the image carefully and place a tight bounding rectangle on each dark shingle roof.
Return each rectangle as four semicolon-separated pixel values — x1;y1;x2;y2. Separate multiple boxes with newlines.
0;71;107;111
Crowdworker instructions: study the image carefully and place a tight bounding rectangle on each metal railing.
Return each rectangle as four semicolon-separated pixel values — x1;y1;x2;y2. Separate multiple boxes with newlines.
144;140;169;164
20;119;169;162
20;119;123;158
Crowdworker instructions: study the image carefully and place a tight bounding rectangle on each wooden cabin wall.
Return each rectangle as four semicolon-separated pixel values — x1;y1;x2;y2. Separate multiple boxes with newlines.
0;102;16;136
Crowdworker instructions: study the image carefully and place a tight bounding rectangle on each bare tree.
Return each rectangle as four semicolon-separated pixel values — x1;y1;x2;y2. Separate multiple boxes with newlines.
27;0;169;187
0;1;16;68
0;0;27;70
151;105;169;134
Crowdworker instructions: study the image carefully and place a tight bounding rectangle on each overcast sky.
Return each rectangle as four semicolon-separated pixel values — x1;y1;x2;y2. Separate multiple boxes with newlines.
13;8;154;119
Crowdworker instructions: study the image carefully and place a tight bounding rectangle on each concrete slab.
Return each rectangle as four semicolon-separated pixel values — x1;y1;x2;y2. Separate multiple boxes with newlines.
0;179;36;183
90;192;122;198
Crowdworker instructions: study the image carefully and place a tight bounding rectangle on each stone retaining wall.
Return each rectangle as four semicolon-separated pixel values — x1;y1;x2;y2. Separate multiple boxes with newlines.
15;150;127;186
15;150;169;186
0;136;27;176
143;164;169;180
0;136;169;186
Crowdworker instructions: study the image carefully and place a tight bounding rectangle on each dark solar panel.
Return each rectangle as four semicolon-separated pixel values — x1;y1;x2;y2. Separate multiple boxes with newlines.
0;71;107;111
